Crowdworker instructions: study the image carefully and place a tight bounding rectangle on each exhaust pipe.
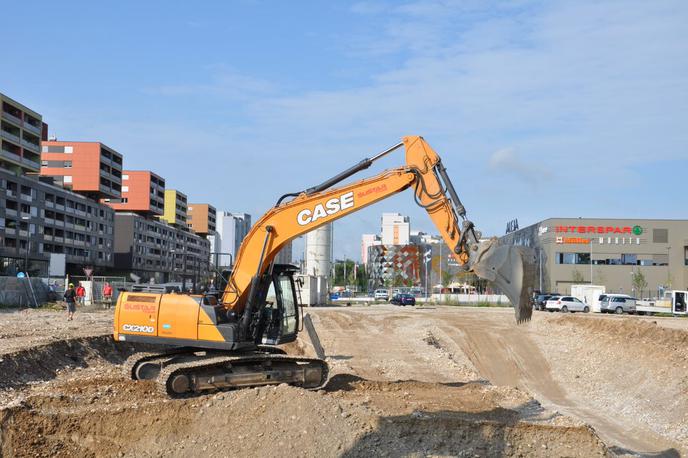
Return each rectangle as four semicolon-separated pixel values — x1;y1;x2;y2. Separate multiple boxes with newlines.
469;239;537;323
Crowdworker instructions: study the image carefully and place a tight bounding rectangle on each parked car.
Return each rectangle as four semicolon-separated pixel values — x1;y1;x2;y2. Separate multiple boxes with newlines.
390;293;416;306
545;296;590;313
599;294;636;314
374;289;390;301
532;293;557;311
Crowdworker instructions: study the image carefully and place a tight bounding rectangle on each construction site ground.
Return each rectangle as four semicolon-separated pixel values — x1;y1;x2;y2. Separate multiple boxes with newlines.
0;305;686;457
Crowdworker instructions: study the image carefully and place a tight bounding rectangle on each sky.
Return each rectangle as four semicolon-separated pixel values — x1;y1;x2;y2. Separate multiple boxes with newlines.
2;0;687;261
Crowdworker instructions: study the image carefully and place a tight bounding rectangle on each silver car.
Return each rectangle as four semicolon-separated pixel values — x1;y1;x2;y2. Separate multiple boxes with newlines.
600;295;636;314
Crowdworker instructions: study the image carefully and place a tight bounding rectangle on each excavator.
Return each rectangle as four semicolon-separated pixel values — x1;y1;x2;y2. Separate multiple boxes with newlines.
114;136;535;396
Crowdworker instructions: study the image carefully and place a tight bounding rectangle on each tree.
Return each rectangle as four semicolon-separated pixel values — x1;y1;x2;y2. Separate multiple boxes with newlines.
441;270;454;288
572;269;585;283
631;270;648;298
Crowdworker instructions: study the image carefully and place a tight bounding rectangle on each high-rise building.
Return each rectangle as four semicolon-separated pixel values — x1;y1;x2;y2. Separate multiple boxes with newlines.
275;241;293;265
161;189;188;226
213;212;251;267
361;233;381;265
187;203;216;235
1;92;46;174
381;212;410;245
40;141;123;200
105;170;165;216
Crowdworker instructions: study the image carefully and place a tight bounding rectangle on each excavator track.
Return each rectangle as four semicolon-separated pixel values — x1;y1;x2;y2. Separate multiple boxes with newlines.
155;352;329;397
123;348;193;381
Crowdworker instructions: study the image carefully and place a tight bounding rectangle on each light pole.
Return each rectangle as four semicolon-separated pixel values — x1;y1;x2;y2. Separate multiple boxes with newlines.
21;216;30;274
589;237;594;285
423;248;432;301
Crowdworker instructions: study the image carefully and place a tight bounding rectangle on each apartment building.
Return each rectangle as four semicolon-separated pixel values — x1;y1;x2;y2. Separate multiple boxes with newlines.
187;203;216;235
161;189;188;226
40;141;123;199
0;93;46;174
106;170;165;215
114;212;209;284
0;170;115;276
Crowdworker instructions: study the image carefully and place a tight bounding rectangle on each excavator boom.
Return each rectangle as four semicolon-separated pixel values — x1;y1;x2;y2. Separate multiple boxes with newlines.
222;136;534;322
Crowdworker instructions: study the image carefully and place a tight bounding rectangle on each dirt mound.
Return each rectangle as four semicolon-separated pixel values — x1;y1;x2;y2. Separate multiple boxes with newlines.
0;336;146;394
550;314;688;356
0;377;610;458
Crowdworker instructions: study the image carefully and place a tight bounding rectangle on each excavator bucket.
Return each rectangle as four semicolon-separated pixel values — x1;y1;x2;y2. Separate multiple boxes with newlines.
470;239;537;323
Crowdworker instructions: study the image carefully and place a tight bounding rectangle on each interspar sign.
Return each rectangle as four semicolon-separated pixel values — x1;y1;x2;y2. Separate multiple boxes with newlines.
555;225;643;235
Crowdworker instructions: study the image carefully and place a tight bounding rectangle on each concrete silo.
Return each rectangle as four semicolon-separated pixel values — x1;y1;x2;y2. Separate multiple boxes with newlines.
304;223;333;277
298;224;332;305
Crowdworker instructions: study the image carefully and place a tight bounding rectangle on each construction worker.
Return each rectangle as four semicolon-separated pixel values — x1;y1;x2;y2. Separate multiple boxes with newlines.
63;283;77;321
102;282;113;309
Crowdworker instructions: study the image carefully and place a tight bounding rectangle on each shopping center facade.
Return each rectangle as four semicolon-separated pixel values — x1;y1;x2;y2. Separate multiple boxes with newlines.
500;218;688;297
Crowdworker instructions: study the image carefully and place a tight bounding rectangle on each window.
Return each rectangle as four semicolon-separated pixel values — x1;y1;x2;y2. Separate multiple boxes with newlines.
653;228;668;243
64;176;72;183
64;146;73;154
64;160;72;168
122;186;129;192
122;174;129;180
41;160;48;166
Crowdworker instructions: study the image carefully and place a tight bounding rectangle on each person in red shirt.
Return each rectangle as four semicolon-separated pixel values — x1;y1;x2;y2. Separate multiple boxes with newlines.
76;283;86;306
102;282;113;309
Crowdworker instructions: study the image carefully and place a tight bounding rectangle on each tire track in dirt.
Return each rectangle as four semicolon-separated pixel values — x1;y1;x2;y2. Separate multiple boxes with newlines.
436;311;681;455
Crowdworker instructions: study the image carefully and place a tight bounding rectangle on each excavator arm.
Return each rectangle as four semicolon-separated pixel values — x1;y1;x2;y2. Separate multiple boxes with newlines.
222;136;535;323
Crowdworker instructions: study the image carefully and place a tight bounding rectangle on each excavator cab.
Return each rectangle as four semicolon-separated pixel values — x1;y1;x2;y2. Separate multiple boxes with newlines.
254;264;300;346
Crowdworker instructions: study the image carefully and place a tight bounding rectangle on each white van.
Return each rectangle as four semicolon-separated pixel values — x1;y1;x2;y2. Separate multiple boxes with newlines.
599;294;636;314
374;289;390;301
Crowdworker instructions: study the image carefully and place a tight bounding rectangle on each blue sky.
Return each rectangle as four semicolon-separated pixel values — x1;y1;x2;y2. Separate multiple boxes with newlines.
3;1;687;261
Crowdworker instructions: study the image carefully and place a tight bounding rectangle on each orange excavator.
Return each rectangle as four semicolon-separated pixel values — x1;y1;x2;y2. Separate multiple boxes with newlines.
115;136;535;396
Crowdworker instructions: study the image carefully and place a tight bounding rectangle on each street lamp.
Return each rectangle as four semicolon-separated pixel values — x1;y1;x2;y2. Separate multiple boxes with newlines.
170;248;187;292
21;216;30;274
423;248;432;301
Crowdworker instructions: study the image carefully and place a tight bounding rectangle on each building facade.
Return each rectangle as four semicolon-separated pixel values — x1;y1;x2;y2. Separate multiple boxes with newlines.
40;141;123;199
114;212;209;284
500;218;688;297
187;203;216;235
361;233;381;265
367;244;421;289
1;93;46;174
161;189;188;226
213;212;251;268
1;170;115;276
381;212;410;245
106;170;165;215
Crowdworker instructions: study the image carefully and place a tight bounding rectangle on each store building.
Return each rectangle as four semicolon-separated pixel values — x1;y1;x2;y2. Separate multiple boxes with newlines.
500;218;688;297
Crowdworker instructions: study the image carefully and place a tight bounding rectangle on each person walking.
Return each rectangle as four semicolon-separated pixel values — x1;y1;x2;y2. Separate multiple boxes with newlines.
102;282;113;309
63;283;77;321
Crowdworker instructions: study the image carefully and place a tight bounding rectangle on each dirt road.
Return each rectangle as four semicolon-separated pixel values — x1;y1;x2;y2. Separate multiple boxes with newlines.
0;305;685;457
312;306;687;456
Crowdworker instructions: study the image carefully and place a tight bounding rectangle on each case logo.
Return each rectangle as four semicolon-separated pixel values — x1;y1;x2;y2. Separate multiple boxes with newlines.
297;192;354;226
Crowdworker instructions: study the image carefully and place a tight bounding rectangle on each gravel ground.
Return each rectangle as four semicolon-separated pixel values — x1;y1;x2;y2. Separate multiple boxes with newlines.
0;305;686;456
